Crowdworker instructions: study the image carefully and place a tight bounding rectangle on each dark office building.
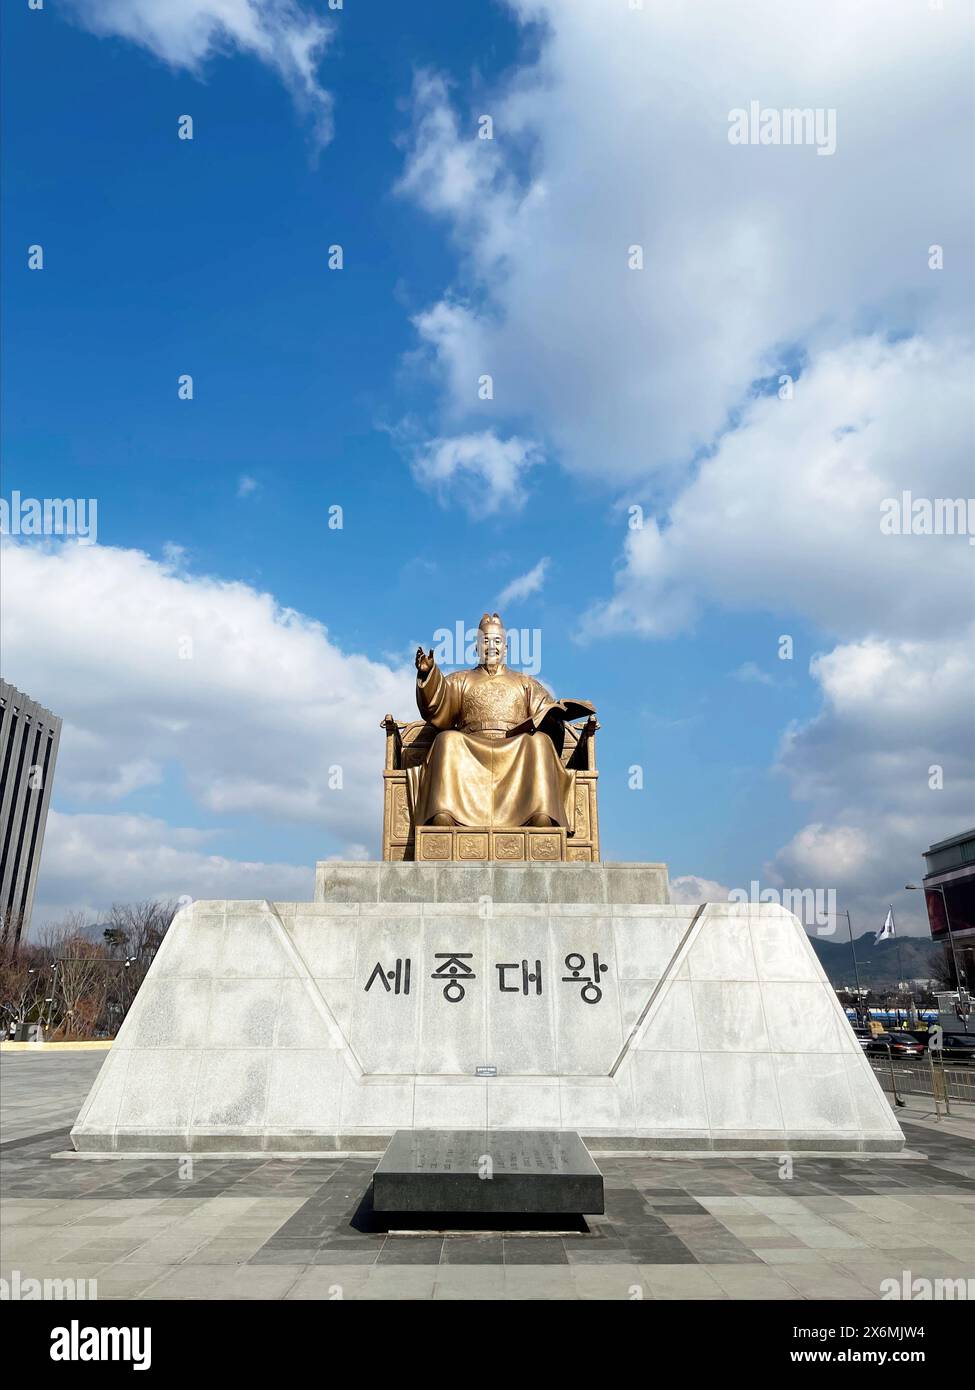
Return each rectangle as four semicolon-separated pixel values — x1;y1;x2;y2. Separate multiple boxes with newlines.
0;680;61;954
921;828;975;992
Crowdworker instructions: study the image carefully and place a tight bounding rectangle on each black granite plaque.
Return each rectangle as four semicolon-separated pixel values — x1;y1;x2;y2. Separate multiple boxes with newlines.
372;1129;604;1214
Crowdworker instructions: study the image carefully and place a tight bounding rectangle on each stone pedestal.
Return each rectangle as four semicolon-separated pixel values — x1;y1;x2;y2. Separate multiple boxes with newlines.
372;1129;604;1214
70;865;904;1156
315;860;670;905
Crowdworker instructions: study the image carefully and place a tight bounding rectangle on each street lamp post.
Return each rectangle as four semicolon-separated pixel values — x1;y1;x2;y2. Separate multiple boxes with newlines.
906;882;969;1032
839;909;867;1025
45;963;59;1035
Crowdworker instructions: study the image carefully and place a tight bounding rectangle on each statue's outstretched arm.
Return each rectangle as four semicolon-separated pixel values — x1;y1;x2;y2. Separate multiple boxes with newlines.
415;657;461;728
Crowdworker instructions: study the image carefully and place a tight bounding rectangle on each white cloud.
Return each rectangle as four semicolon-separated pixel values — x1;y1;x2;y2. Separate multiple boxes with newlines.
669;874;734;905
237;474;259;498
770;823;873;887
33;810;314;926
583;334;974;643
0;540;414;854
68;0;335;145
161;541;189;569
765;631;975;936
398;0;971;485
396;73;505;222
498;557;549;607
776;633;974;823
411;432;542;515
733;662;774;687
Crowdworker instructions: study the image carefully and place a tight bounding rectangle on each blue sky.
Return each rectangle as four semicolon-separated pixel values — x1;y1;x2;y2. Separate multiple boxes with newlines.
3;1;972;934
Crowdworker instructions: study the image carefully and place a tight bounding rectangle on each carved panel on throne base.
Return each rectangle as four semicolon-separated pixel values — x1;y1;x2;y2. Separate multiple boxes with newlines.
415;825;567;863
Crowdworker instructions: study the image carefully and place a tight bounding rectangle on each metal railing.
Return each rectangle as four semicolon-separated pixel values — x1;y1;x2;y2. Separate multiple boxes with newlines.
868;1050;975;1111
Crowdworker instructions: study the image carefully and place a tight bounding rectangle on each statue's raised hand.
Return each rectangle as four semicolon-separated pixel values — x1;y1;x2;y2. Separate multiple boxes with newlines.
415;647;435;679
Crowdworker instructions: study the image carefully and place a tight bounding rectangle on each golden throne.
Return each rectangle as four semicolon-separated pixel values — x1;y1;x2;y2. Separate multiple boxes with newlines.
380;715;600;863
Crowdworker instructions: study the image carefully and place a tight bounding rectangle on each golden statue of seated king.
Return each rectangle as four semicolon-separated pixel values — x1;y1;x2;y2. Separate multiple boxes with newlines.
381;612;600;862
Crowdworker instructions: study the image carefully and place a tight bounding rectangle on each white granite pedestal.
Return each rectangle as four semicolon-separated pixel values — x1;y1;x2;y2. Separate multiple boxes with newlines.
70;865;903;1155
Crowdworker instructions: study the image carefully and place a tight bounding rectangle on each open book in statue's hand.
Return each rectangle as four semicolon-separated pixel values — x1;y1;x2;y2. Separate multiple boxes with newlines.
506;698;596;738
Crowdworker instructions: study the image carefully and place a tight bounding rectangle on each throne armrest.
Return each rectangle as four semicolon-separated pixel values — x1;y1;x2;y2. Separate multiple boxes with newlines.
381;715;439;770
381;714;402;771
562;716;599;772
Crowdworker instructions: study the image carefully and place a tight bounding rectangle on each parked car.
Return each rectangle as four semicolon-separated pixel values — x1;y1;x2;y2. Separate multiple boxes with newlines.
935;1033;975;1064
898;1029;975;1063
857;1031;925;1058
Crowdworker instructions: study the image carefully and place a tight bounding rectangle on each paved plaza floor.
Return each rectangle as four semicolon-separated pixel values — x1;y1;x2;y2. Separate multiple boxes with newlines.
2;1050;974;1300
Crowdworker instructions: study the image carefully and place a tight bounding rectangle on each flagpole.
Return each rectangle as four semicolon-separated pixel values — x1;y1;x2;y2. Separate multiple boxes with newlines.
891;906;909;1026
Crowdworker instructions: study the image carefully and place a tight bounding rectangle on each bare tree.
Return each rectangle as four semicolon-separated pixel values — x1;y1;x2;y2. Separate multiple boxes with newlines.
0;951;49;1034
105;899;177;967
37;911;96;954
13;900;180;1037
32;917;103;1037
47;931;108;1039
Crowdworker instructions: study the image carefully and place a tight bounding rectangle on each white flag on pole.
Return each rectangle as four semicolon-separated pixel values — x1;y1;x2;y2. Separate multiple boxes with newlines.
877;906;895;942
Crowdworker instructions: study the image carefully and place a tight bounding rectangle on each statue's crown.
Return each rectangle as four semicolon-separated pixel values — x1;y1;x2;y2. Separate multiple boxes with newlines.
478;611;505;634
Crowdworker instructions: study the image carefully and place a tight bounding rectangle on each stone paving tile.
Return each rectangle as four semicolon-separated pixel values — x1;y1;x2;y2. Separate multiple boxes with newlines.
662;1212;726;1230
183;1237;279;1262
377;1238;444;1265
565;1245;645;1265
310;1248;379;1265
707;1267;804;1300
503;1237;568;1265
639;1264;728;1299
832;1251;974;1280
697;1196;759;1213
86;1264;171;1298
831;1222;935;1249
756;1247;833;1265
441;1236;504;1264
249;1246;322;1265
53;1238;153;1262
680;1245;760;1265
1;1260;109;1285
144;1264;309;1299
285;1267;369;1299
433;1267;507;1300
351;1268;438;1299
625;1238;698;1264
117;1234;211;1263
776;1267;880;1300
783;1227;867;1250
571;1266;653;1299
746;1235;806;1249
502;1267;578;1300
715;1218;784;1235
929;1237;975;1260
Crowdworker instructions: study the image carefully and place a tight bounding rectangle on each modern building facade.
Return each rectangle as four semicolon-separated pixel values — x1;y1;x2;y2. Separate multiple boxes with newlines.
0;680;62;954
921;828;974;1008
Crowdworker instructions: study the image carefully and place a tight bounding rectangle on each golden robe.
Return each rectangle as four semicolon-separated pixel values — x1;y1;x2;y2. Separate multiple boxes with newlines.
410;663;576;830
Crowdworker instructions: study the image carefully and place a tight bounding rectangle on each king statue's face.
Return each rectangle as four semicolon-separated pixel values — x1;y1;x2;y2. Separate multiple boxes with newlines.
477;628;506;673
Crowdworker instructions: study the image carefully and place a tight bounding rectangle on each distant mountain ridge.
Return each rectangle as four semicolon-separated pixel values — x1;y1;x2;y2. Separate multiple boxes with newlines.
807;930;942;989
